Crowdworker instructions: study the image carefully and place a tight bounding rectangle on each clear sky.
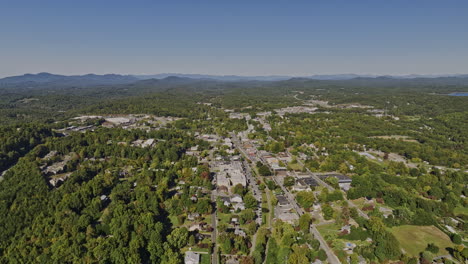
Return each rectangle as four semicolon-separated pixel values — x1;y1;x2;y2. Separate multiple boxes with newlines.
1;0;467;77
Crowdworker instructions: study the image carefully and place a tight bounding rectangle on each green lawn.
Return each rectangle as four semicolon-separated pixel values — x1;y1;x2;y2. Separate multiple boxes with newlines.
218;213;233;226
287;162;303;171
200;253;211;264
182;247;210;256
391;225;454;257
316;222;340;240
203;215;212;225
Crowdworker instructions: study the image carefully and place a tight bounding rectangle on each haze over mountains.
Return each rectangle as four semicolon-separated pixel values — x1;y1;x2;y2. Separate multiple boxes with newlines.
1;72;468;88
135;73;468;81
0;72;138;86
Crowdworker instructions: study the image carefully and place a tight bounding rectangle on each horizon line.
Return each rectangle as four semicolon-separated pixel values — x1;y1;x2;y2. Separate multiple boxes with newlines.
2;71;468;79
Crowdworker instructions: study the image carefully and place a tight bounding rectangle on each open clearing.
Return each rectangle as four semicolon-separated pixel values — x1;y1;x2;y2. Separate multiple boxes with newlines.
391;225;453;257
454;206;468;217
370;135;419;143
316;222;340;239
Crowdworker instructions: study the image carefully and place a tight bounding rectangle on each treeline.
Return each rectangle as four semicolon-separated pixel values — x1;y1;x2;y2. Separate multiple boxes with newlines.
0;124;54;172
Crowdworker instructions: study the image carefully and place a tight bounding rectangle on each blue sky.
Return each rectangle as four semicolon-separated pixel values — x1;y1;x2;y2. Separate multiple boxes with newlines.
1;0;467;77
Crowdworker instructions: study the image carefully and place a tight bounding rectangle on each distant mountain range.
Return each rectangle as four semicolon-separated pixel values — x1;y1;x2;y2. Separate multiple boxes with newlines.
0;72;138;87
134;73;468;81
1;72;468;87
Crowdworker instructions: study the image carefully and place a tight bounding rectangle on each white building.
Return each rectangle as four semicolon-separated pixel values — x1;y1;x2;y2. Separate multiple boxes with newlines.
231;194;243;203
184;251;200;264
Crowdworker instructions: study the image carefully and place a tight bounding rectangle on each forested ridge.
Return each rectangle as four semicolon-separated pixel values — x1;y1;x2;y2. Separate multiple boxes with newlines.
0;127;204;263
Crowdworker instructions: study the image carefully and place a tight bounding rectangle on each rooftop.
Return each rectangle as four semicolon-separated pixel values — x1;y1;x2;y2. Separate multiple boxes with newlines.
184;251;200;264
276;195;289;206
299;177;320;187
318;173;352;182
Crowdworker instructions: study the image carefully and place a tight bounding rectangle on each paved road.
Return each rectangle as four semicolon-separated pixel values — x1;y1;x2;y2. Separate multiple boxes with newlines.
210;191;218;264
311;225;342;264
271;174;341;264
346;198;370;220
243;159;262;202
231;133;262;213
231;132;267;256
271;175;305;216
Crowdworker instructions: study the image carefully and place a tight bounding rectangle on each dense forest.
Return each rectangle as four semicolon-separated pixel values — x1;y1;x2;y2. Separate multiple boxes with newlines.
0;127;204;263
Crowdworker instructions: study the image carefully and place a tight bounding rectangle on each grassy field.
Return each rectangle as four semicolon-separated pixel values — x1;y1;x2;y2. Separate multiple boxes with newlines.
391;225;454;257
287;162;303;171
454;206;468;217
203;214;212;225
370;135;418;143
218;212;233;226
350;198;366;209
316;222;340;239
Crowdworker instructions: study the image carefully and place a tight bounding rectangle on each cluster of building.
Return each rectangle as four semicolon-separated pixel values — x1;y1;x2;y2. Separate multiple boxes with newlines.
292;173;352;191
293;175;319;192
215;161;247;193
275;194;299;224
264;152;294;174
40;151;75;187
197;133;219;143
253;112;272;131
264;156;287;174
275;106;318;117
57;125;95;134
70;114;180;131
317;173;353;191
131;138;156;148
219;194;246;212
229;112;251;120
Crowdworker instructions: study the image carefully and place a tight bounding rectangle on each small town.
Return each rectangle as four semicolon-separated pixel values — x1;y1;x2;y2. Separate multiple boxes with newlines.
1;2;467;263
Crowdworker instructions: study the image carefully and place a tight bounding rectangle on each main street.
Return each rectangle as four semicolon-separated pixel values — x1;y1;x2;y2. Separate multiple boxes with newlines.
230;133;263;220
232;131;341;264
230;133;273;258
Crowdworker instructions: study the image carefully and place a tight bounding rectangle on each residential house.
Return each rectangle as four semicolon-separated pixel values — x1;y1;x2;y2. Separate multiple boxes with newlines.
231;194;243;203
188;213;200;221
